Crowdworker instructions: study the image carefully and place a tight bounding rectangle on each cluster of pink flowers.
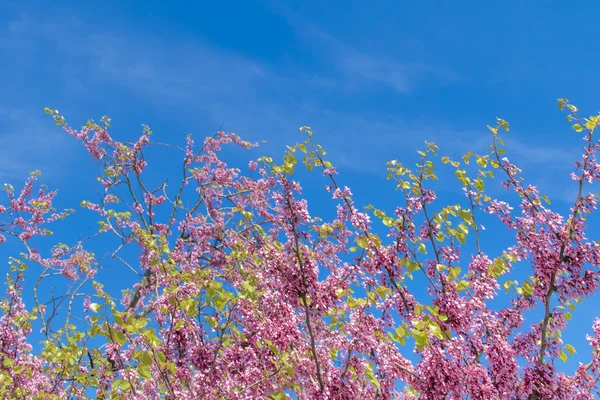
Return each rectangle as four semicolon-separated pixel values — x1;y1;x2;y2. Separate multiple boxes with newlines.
0;103;600;398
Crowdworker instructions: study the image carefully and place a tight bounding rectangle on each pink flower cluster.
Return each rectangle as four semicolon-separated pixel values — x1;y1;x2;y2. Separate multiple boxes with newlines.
1;104;600;398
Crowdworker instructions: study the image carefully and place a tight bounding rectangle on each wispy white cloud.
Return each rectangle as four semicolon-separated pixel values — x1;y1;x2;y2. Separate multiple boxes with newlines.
84;35;267;105
274;6;460;93
0;10;578;204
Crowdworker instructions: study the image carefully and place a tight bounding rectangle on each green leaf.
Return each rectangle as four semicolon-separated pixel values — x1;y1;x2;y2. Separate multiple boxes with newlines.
241;281;255;294
375;286;391;297
284;153;297;167
489;258;507;278
347;297;358;308
541;195;551;204
356;236;369;249
330;348;338;359
414;305;422;316
412;328;430;350
449;266;461;280
573;124;583;133
257;156;273;163
167;362;177;374
476;156;488;168
565;344;576;356
214;296;227;310
558;350;568;362
428;322;444;340
456;280;470;292
156;351;167;366
138;365;152;379
412;319;425;330
395;326;407;338
406;259;419;272
364;362;380;390
114;331;126;346
140;352;153;366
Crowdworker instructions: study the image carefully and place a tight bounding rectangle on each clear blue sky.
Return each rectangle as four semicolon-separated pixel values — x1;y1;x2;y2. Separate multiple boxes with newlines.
2;0;600;378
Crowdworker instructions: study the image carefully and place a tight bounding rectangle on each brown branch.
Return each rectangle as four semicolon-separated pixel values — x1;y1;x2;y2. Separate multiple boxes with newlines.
283;182;325;393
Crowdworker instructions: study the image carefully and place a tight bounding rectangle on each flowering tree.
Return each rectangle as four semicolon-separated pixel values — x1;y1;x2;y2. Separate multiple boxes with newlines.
1;99;600;399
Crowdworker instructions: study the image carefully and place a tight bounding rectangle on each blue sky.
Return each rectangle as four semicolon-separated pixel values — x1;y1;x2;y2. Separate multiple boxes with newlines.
1;0;597;202
3;0;600;381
